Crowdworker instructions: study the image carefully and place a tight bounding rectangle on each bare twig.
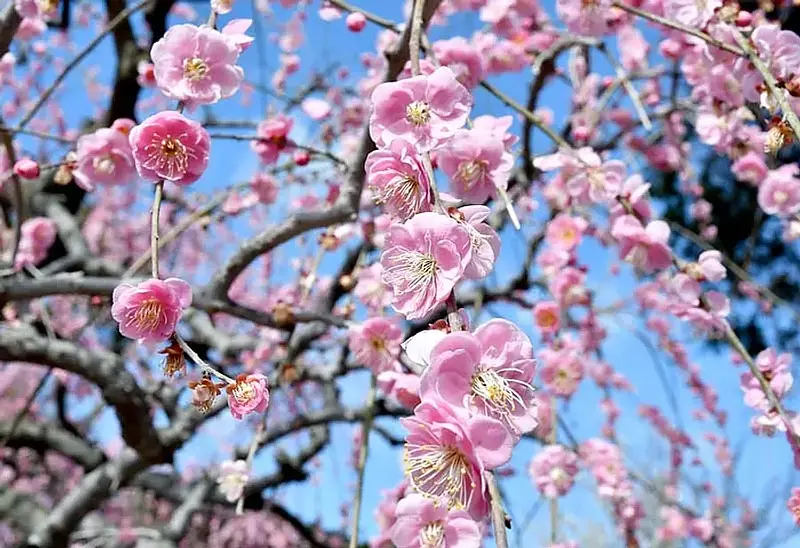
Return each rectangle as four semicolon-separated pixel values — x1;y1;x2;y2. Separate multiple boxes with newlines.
348;375;377;548
17;0;152;129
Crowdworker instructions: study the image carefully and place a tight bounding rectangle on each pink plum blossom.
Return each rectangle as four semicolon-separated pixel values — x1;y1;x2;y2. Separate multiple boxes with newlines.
129;111;210;185
665;0;721;28
657;507;690;542
564;148;626;203
550;267;590;307
14;217;56;270
111;278;192;344
250;172;278;204
420;319;537;435
611;215;672;273
402;399;514;518
454;205;501;279
742;25;800;103
390;494;481;548
539;347;584;398
546;213;587;251
252;115;293;165
758;166;800;217
618;26;649;72
73;127;137;191
210;0;234;15
741;349;793;411
354;263;393;311
533;301;561;334
432;36;485;89
226;373;270;420
438;129;513;203
217;460;248;502
150;24;244;107
365;139;432;220
529;444;579;498
472;114;518;151
221;19;255;53
369;66;472;152
380;212;472;320
732;151;768;185
788;487;800;525
348;317;403;374
556;0;617;37
301;97;332;120
697;250;726;282
473;31;529;74
376;371;420;409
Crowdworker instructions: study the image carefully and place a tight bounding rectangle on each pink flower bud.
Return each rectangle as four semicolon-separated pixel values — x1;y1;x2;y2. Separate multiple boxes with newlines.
293;149;310;166
346;12;366;32
111;118;136;135
735;10;752;27
14;158;39;179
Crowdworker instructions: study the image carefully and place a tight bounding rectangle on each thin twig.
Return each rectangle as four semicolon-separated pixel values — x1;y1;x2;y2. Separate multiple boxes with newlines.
327;0;398;31
598;44;651;130
17;0;152;129
486;472;510;548
729;29;800;141
150;182;164;278
236;422;265;515
175;335;235;384
348;374;377;548
0;126;75;144
611;1;744;56
124;187;244;278
480;80;570;149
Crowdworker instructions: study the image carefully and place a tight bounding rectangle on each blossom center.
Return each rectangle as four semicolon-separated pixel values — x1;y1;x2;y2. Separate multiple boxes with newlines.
773;190;788;204
38;0;58;15
420;521;445;548
370;337;386;351
232;381;255;403
144;134;192;180
131;298;164;331
183;57;209;81
92;154;116;175
406;101;431;126
549;467;569;490
455;160;488;189
404;443;472;510
385;251;438;294
587;168;606;189
538;310;558;328
625;244;648;269
470;368;527;418
373;174;423;219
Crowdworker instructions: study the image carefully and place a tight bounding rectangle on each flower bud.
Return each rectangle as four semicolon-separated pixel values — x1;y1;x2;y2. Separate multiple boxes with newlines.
346;12;366;32
14;158;40;179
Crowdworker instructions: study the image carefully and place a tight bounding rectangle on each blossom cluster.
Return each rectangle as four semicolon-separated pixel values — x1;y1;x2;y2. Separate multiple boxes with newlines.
96;15;271;424
7;0;800;541
341;62;540;547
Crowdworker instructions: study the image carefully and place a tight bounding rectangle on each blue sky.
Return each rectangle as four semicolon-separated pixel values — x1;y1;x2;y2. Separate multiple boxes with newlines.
8;0;800;546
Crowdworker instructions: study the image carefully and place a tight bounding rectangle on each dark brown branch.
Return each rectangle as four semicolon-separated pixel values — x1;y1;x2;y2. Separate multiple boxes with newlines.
0;327;169;463
0;419;105;469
